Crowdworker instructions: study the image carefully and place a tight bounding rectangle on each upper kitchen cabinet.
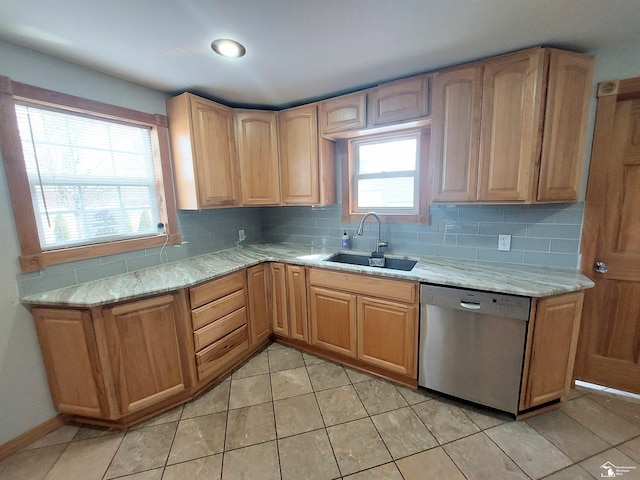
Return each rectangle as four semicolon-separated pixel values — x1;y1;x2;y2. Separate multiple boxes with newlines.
166;93;241;209
319;76;430;138
477;48;545;202
536;50;594;202
368;74;430;126
278;104;336;205
431;47;594;204
320;91;367;134
234;109;281;205
430;64;483;202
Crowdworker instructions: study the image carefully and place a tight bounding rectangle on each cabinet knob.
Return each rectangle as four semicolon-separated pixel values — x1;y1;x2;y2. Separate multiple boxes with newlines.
594;261;608;274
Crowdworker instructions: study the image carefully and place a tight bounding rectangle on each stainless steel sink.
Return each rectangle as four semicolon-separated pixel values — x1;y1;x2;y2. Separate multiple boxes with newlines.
325;253;417;272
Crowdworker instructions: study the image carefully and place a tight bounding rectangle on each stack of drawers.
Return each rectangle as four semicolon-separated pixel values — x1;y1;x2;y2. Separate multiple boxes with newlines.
189;271;249;381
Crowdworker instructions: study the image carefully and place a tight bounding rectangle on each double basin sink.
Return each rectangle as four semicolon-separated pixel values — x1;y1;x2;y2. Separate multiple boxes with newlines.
325;253;417;272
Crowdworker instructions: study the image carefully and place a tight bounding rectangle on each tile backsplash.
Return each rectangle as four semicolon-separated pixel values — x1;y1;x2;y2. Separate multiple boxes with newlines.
17;207;264;296
262;203;584;269
17;202;584;296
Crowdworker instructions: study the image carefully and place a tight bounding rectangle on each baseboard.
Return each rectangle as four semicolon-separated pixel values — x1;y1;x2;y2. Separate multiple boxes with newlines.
0;414;69;461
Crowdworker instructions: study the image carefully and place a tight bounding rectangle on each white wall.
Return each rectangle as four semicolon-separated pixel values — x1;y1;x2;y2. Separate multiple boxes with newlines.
1;37;640;446
0;40;169;445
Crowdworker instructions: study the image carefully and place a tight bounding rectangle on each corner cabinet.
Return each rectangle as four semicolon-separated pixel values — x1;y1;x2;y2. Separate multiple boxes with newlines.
166;93;240;209
32;291;196;424
520;291;585;411
431;47;594;204
278;104;336;205
246;264;272;345
234;110;281;205
270;262;310;342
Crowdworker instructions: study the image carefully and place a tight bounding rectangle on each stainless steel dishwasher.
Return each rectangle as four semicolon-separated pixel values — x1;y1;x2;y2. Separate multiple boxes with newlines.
418;284;531;415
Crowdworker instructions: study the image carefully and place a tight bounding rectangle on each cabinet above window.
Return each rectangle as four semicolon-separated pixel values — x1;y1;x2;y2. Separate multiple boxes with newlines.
319;74;431;139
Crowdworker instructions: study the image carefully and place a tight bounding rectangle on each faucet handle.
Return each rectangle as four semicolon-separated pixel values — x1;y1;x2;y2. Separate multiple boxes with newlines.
377;240;388;249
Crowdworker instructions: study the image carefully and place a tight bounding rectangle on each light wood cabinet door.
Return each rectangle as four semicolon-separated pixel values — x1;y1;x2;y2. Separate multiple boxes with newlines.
270;262;289;336
287;265;309;342
357;296;418;377
32;308;108;418
246;264;272;346
320;92;367;134
478;49;545;202
167;93;240;209
431;65;483;202
537;50;594;202
368;75;429;126
234;109;281;205
101;294;188;415
309;286;357;358
520;291;584;410
279;104;320;204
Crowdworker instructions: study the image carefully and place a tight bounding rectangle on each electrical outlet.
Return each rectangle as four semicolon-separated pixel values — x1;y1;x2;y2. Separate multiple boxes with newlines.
498;234;511;251
238;229;246;242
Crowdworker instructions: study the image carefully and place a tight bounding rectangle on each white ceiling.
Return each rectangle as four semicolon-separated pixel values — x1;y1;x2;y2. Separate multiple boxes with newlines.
1;0;639;108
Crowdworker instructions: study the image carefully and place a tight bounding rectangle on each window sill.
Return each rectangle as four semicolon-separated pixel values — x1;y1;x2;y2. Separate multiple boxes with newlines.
20;234;181;272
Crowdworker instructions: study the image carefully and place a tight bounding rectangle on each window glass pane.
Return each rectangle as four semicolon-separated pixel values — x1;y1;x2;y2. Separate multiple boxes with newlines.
357;177;415;209
358;138;417;174
15;103;159;250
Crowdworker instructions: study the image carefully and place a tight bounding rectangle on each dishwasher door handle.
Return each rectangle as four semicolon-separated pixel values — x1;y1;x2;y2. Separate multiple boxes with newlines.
460;301;482;310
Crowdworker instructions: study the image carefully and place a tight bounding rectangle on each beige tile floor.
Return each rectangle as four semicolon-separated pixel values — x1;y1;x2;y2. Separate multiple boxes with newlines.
2;342;640;480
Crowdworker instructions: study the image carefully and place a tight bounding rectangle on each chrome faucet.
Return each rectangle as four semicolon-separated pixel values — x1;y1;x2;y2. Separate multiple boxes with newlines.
356;212;388;254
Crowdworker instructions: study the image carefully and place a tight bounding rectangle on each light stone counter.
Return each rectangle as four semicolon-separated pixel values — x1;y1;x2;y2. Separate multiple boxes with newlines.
21;243;594;307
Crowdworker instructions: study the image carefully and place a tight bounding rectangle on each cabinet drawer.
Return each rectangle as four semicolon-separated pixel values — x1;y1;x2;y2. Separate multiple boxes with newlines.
196;325;249;380
190;271;245;309
194;307;247;351
309;268;417;303
191;289;245;330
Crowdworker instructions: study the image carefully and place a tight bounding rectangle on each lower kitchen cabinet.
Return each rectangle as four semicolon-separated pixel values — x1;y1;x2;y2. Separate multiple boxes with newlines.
271;263;310;342
189;271;249;382
32;290;195;423
270;262;289;336
520;290;584;411
246;264;272;345
309;285;357;358
308;268;419;381
357;296;418;377
99;294;192;416
32;308;108;418
287;265;309;342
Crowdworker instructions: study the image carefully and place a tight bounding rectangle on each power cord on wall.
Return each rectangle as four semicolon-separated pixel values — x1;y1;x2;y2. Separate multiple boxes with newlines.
158;223;169;264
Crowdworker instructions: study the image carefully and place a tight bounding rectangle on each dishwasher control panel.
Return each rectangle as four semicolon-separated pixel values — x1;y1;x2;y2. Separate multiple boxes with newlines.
420;284;531;321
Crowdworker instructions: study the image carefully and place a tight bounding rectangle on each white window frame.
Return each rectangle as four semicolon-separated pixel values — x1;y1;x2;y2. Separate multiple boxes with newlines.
341;127;430;224
350;131;421;215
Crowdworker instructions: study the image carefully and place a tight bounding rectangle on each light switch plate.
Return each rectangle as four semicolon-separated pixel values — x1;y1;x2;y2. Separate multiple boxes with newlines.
498;234;511;251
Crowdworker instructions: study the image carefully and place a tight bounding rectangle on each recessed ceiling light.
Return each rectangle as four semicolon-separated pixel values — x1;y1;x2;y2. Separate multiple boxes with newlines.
210;39;246;58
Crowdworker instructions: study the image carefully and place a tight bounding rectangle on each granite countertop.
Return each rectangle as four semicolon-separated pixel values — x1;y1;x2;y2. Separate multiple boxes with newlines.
21;243;595;308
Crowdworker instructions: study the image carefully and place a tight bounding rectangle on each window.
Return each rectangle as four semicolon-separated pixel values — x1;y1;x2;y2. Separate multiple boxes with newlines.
342;128;430;223
0;77;180;272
